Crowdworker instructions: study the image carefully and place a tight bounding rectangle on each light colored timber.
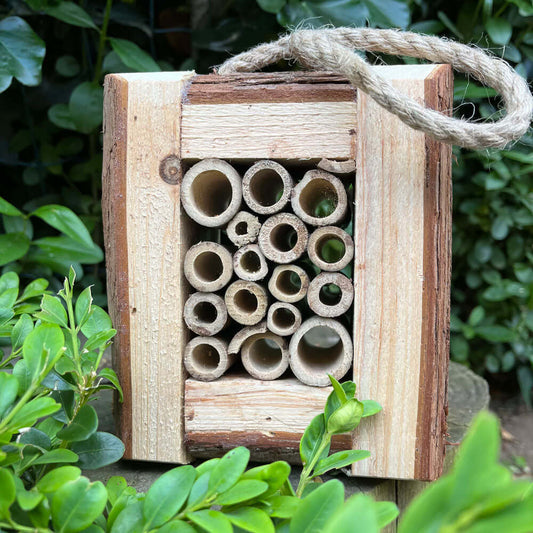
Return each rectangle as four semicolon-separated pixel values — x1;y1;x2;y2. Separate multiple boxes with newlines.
184;376;352;462
102;71;196;463
241;332;289;380
181;101;357;160
352;64;452;481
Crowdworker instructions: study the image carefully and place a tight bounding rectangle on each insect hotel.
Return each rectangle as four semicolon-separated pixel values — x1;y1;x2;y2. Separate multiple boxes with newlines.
102;65;451;482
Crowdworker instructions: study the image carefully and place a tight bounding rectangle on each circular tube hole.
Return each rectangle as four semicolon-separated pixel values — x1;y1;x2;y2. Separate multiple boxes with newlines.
250;169;284;207
298;326;343;370
235;221;248;235
319;283;342;306
270;224;297;252
234;289;258;313
193;302;217;324
272;307;296;329
191;170;232;216
248;338;283;370
317;236;346;264
240;251;261;273
276;270;302;295
192;343;221;370
299;179;338;218
193;252;223;283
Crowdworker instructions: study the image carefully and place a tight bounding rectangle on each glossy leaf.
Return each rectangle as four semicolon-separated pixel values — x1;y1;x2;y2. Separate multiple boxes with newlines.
36;465;81;492
187;510;232;533
300;414;327;465
68;82;103;134
313;450;370;476
81;306;112;338
97;368;123;401
0;468;16;518
84;329;116;352
326;398;364;435
265;495;301;518
23;323;64;380
34;236;103;264
11;314;34;350
48;103;77;131
37;294;68;327
109;38;161;72
485;17;512;45
361;400;382;418
45;2;98;30
111;500;145;533
19;278;49;301
71;431;125;469
216;480;269;505
8;397;60;430
57;404;98;442
0;232;31;265
31;448;78;465
324;382;356;422
75;286;92;325
208;446;250;495
0;197;23;217
0;373;18;418
158;521;197;533
322;493;380;533
225;506;275;533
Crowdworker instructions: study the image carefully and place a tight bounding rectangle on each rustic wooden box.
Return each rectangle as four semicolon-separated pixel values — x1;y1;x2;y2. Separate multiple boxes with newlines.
102;65;452;481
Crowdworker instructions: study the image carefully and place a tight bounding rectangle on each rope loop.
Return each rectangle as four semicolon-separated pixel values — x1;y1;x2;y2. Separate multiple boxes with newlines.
218;28;533;150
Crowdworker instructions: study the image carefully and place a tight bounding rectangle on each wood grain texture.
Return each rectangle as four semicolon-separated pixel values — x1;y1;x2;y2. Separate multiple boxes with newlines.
103;71;195;463
352;64;451;481
185;376;351;463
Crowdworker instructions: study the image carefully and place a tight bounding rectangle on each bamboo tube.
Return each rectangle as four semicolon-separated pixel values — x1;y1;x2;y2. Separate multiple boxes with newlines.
307;272;354;318
233;244;268;282
317;158;356;175
181;159;242;227
267;302;302;336
242;160;293;215
268;265;309;303
226;211;261;247
184;336;235;381
183;292;228;336
184;242;233;292
241;332;289;380
289;317;352;387
291;169;347;226
224;280;268;325
228;321;268;355
258;213;308;264
307;226;354;272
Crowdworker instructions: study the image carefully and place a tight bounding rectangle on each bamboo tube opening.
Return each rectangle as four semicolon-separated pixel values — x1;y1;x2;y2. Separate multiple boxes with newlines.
308;226;354;272
233;244;268;282
307;272;354;318
267;302;302;336
291;170;347;226
243;160;292;215
184;293;228;336
184;337;234;381
241;333;289;380
235;290;258;313
226;211;261;247
181;159;242;227
268;265;309;303
289;318;352;387
194;301;217;323
241;250;261;272
225;281;268;325
184;242;233;292
258;214;308;263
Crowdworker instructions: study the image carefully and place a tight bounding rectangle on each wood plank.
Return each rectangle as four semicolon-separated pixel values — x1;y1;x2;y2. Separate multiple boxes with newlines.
103;71;195;463
180;101;357;161
185;376;351;463
352;64;451;481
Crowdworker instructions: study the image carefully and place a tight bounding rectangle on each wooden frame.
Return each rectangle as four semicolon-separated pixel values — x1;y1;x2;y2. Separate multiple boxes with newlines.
103;66;452;481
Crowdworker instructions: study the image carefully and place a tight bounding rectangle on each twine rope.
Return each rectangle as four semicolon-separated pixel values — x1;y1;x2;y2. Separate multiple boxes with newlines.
218;28;533;150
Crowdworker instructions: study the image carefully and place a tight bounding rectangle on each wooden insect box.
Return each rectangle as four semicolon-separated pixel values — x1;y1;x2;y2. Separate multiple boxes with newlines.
102;65;452;482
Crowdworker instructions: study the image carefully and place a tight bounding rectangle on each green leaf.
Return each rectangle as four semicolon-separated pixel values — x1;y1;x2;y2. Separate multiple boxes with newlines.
75;286;92;326
84;329;116;352
8;397;60;430
313;450;370;477
109;38;161;72
23;323;64;379
475;325;515;342
362;0;410;29
0;197;23;216
48;103;77;131
328;375;347;404
55;55;80;77
0;17;46;91
32;448;78;465
265;495;300;518
300;413;328;466
326;398;364;435
375;501;400;529
97;368;123;402
157;522;196;532
361;400;382;418
32;204;94;248
0;373;18;418
290;479;344;533
491;216;510;240
34;236;104;264
0;468;16;519
0;232;31;265
69;82;103;134
0;271;19;293
485;17;512;45
15;478;44;511
36;465;81;492
19;278;49;301
37;294;68;327
187;510;232;533
468;306;485;327
106;476;128;506
225;506;275;533
208;446;250;494
187;471;210;507
71;431;125;469
0;287;17;309
81;306;112;338
51;477;107;533
57;404;98;442
19;427;51;450
257;0;286;14
143;465;196;529
111;500;144;533
241;461;291;497
216;480;269;505
322;493;380;533
45;2;98;30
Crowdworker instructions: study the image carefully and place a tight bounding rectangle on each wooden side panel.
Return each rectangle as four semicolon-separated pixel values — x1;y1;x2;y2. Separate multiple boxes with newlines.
352;65;451;480
103;71;195;463
185;376;351;463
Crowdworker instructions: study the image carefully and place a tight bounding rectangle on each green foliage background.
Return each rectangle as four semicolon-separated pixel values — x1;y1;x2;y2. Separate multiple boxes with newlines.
1;0;532;401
